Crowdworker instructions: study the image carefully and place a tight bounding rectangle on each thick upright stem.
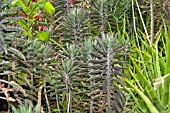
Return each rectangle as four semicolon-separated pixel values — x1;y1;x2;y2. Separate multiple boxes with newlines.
106;47;111;112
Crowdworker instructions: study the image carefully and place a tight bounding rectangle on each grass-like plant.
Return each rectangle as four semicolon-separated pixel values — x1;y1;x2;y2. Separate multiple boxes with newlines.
11;101;41;113
122;0;170;113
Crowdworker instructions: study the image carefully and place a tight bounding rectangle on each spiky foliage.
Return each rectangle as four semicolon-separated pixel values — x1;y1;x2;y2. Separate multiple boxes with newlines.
50;0;70;39
51;0;82;40
11;101;41;113
86;33;128;113
61;7;90;44
0;1;130;112
1;35;57;111
90;0;131;34
58;43;80;61
78;38;98;112
48;43;89;112
0;1;23;46
0;0;26;109
0;1;57;105
48;32;128;113
1;35;57;105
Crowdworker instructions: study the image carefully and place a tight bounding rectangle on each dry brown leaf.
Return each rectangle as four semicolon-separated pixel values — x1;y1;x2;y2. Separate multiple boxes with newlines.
1;88;9;100
8;97;16;102
10;81;26;96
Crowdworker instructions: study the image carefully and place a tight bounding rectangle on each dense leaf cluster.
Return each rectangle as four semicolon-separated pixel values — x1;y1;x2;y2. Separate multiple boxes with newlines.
0;0;130;113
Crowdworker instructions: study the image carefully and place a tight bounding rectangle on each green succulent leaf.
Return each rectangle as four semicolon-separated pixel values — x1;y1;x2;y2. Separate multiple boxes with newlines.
8;47;26;61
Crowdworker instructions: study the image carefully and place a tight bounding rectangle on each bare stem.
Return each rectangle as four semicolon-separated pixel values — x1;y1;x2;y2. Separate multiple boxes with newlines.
44;78;51;113
150;0;154;44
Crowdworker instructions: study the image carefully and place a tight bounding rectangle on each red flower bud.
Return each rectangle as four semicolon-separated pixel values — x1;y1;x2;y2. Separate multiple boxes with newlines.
69;0;75;2
22;13;27;18
34;15;40;21
39;26;46;31
32;0;37;3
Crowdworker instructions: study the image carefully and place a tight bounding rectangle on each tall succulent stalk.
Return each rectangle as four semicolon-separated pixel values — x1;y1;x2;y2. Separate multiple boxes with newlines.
61;7;90;44
49;32;128;112
83;33;128;113
90;0;131;34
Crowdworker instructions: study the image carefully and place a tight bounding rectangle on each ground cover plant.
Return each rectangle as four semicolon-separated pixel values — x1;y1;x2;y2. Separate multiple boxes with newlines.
0;0;170;113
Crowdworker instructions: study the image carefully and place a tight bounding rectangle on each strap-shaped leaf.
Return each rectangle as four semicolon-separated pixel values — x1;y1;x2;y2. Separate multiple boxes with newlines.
8;47;26;61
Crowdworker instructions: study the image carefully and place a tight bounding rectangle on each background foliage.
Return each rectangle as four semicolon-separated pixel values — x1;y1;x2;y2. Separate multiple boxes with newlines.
0;0;170;113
